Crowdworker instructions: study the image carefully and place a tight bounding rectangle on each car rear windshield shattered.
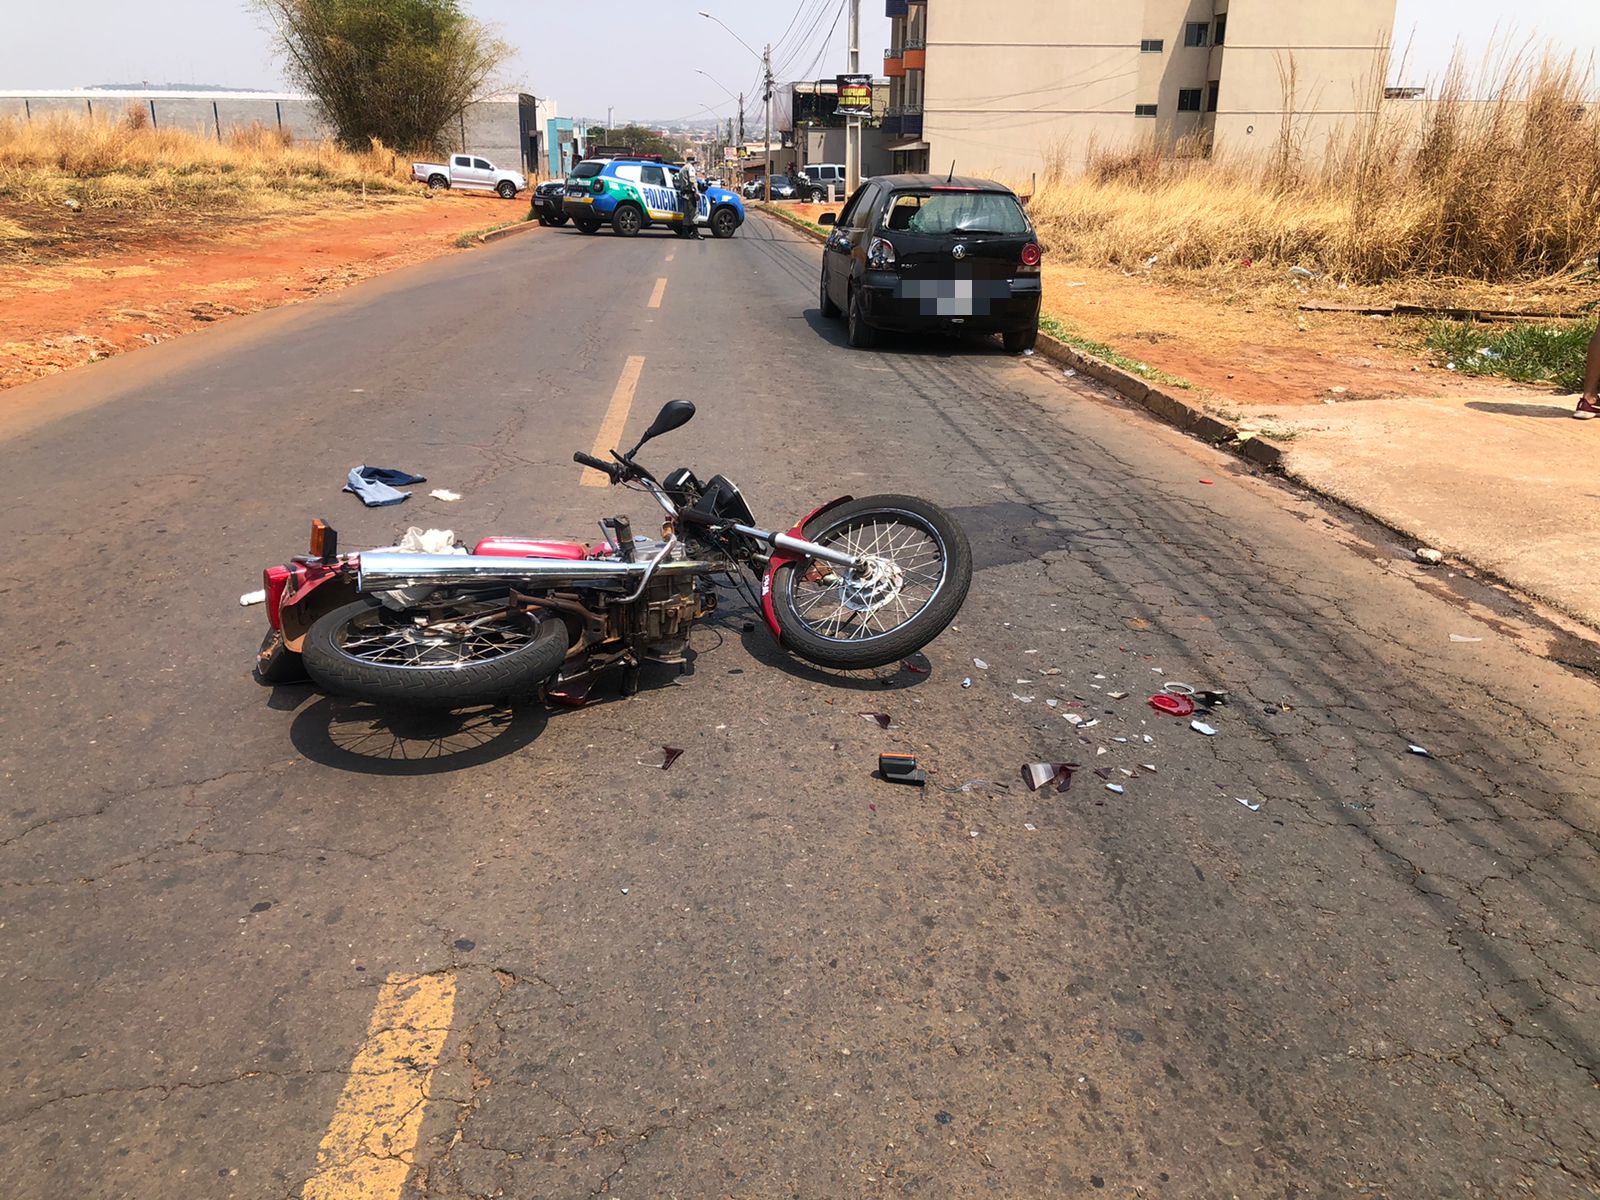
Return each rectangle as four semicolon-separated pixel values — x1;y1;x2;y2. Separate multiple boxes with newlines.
889;191;1029;237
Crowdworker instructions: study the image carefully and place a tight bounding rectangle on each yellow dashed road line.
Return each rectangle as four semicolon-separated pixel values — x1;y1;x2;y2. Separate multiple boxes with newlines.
582;354;646;486
301;972;457;1200
648;277;668;308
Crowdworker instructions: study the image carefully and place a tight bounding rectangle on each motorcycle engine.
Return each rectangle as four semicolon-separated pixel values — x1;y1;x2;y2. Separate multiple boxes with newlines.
639;575;700;664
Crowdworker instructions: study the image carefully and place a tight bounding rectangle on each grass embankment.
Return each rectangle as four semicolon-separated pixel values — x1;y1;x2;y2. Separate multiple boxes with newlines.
1023;54;1600;391
0;110;414;256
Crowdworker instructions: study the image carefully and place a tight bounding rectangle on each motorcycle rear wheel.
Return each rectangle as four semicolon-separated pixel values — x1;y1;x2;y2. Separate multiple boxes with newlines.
769;495;972;670
302;597;569;710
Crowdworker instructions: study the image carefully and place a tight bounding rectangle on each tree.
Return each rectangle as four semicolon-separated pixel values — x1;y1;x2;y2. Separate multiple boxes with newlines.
585;123;684;159
254;0;511;151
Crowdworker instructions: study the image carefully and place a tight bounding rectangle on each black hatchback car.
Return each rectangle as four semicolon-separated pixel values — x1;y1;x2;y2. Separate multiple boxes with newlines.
817;175;1042;352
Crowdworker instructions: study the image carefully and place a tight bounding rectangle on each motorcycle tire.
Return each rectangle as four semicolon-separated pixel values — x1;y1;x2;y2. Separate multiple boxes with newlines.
301;597;570;710
769;495;972;671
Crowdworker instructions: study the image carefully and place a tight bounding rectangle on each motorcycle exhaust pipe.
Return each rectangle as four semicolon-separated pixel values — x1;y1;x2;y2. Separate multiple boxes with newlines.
357;551;708;593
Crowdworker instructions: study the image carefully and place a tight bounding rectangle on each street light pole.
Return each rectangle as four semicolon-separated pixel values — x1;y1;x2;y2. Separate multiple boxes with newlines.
763;43;773;203
847;0;861;195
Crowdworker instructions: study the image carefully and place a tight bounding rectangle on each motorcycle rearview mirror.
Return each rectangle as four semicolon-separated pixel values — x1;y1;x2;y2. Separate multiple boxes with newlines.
625;400;696;458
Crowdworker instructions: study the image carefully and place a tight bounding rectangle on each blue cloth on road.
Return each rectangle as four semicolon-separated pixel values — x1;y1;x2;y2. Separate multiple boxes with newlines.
344;465;426;507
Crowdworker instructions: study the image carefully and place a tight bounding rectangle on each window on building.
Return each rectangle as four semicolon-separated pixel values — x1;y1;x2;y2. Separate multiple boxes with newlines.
1207;80;1220;112
1177;88;1202;112
1185;22;1209;47
1134;103;1158;118
1213;15;1227;45
1140;38;1164;53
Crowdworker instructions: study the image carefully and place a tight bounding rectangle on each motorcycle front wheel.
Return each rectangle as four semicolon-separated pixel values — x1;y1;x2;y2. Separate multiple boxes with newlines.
301;596;569;710
769;495;972;670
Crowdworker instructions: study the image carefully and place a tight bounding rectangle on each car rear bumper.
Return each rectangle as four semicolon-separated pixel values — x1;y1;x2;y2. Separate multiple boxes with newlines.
858;274;1041;333
562;196;600;218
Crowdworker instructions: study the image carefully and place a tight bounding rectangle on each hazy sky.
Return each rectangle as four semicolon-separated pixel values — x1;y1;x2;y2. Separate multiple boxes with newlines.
3;0;1598;123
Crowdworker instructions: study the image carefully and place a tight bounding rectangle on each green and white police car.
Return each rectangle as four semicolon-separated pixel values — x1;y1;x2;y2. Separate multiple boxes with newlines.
562;157;747;238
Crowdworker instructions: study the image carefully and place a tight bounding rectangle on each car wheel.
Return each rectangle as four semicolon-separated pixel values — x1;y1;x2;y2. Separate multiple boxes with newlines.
819;267;841;319
710;207;739;239
537;214;555;227
497;181;517;200
611;204;644;237
427;175;449;190
551;214;569;227
846;284;877;349
808;188;826;203
574;218;601;234
1003;325;1038;354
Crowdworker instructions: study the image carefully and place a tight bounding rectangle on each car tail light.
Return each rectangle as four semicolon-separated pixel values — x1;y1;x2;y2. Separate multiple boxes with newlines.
1020;243;1043;273
867;237;897;270
591;178;605;194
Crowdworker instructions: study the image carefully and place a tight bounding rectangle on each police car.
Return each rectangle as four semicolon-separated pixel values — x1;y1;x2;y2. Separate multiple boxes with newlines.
561;157;746;238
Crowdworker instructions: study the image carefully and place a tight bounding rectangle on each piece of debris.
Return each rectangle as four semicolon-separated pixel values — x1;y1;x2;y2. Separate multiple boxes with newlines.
1045;698;1059;708
961;677;973;689
1064;713;1085;726
428;488;462;502
1191;721;1217;736
1107;691;1128;700
1199;479;1214;485
637;746;684;770
1162;682;1196;696
1415;547;1444;564
1449;634;1482;643
1235;797;1262;812
860;712;892;729
973;658;989;670
1012;694;1034;703
1149;694;1195;717
344;465;426;508
879;753;927;786
900;657;930;674
1141;764;1157;772
239;589;267;606
1093;767;1112;779
1042;667;1062;676
1106;783;1125;794
1196;690;1229;707
1024;822;1037;831
1022;762;1079;792
1407;744;1431;757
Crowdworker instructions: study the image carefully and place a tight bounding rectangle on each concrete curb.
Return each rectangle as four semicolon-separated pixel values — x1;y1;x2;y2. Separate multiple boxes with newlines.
753;202;827;243
753;203;1285;468
479;219;541;244
1031;334;1286;469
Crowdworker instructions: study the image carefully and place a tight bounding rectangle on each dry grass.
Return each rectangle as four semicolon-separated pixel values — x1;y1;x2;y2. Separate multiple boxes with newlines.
0;109;413;219
1026;53;1600;288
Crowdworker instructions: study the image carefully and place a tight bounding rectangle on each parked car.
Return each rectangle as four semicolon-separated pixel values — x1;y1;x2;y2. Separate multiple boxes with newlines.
560;157;746;238
741;175;800;200
817;174;1042;353
411;154;527;199
800;163;849;201
530;180;569;226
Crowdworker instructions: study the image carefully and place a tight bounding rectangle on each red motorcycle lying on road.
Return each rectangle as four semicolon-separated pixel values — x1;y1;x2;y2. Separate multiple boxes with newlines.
255;401;972;709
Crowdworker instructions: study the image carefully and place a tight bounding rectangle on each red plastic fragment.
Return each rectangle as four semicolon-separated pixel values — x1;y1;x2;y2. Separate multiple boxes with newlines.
1148;694;1196;717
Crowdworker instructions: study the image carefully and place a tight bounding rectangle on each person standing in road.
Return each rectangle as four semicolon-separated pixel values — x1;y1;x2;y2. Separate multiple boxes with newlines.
1576;321;1600;419
678;152;700;239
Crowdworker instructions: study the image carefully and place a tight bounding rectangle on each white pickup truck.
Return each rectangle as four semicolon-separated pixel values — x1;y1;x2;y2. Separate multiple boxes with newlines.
411;154;527;199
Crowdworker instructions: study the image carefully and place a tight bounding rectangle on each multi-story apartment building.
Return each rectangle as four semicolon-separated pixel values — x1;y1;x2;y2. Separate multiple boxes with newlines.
881;0;1397;179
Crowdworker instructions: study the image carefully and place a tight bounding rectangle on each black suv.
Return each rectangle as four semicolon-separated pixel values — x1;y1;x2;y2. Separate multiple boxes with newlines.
818;175;1042;352
531;180;569;227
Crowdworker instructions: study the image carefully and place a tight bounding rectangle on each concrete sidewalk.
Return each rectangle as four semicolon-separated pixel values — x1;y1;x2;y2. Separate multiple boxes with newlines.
1244;388;1598;627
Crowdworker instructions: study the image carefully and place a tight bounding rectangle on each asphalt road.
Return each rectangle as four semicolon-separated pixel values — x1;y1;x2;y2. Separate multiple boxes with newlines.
2;213;1597;1200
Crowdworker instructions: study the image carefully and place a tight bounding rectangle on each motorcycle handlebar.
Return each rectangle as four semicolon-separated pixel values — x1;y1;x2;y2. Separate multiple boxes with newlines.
573;451;620;481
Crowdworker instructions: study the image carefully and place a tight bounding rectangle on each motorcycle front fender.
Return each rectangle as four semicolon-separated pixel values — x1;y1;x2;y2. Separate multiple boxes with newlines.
760;495;853;637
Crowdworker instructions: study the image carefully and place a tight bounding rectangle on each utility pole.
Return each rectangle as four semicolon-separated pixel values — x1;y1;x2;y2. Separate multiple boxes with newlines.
763;44;773;203
847;0;861;195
